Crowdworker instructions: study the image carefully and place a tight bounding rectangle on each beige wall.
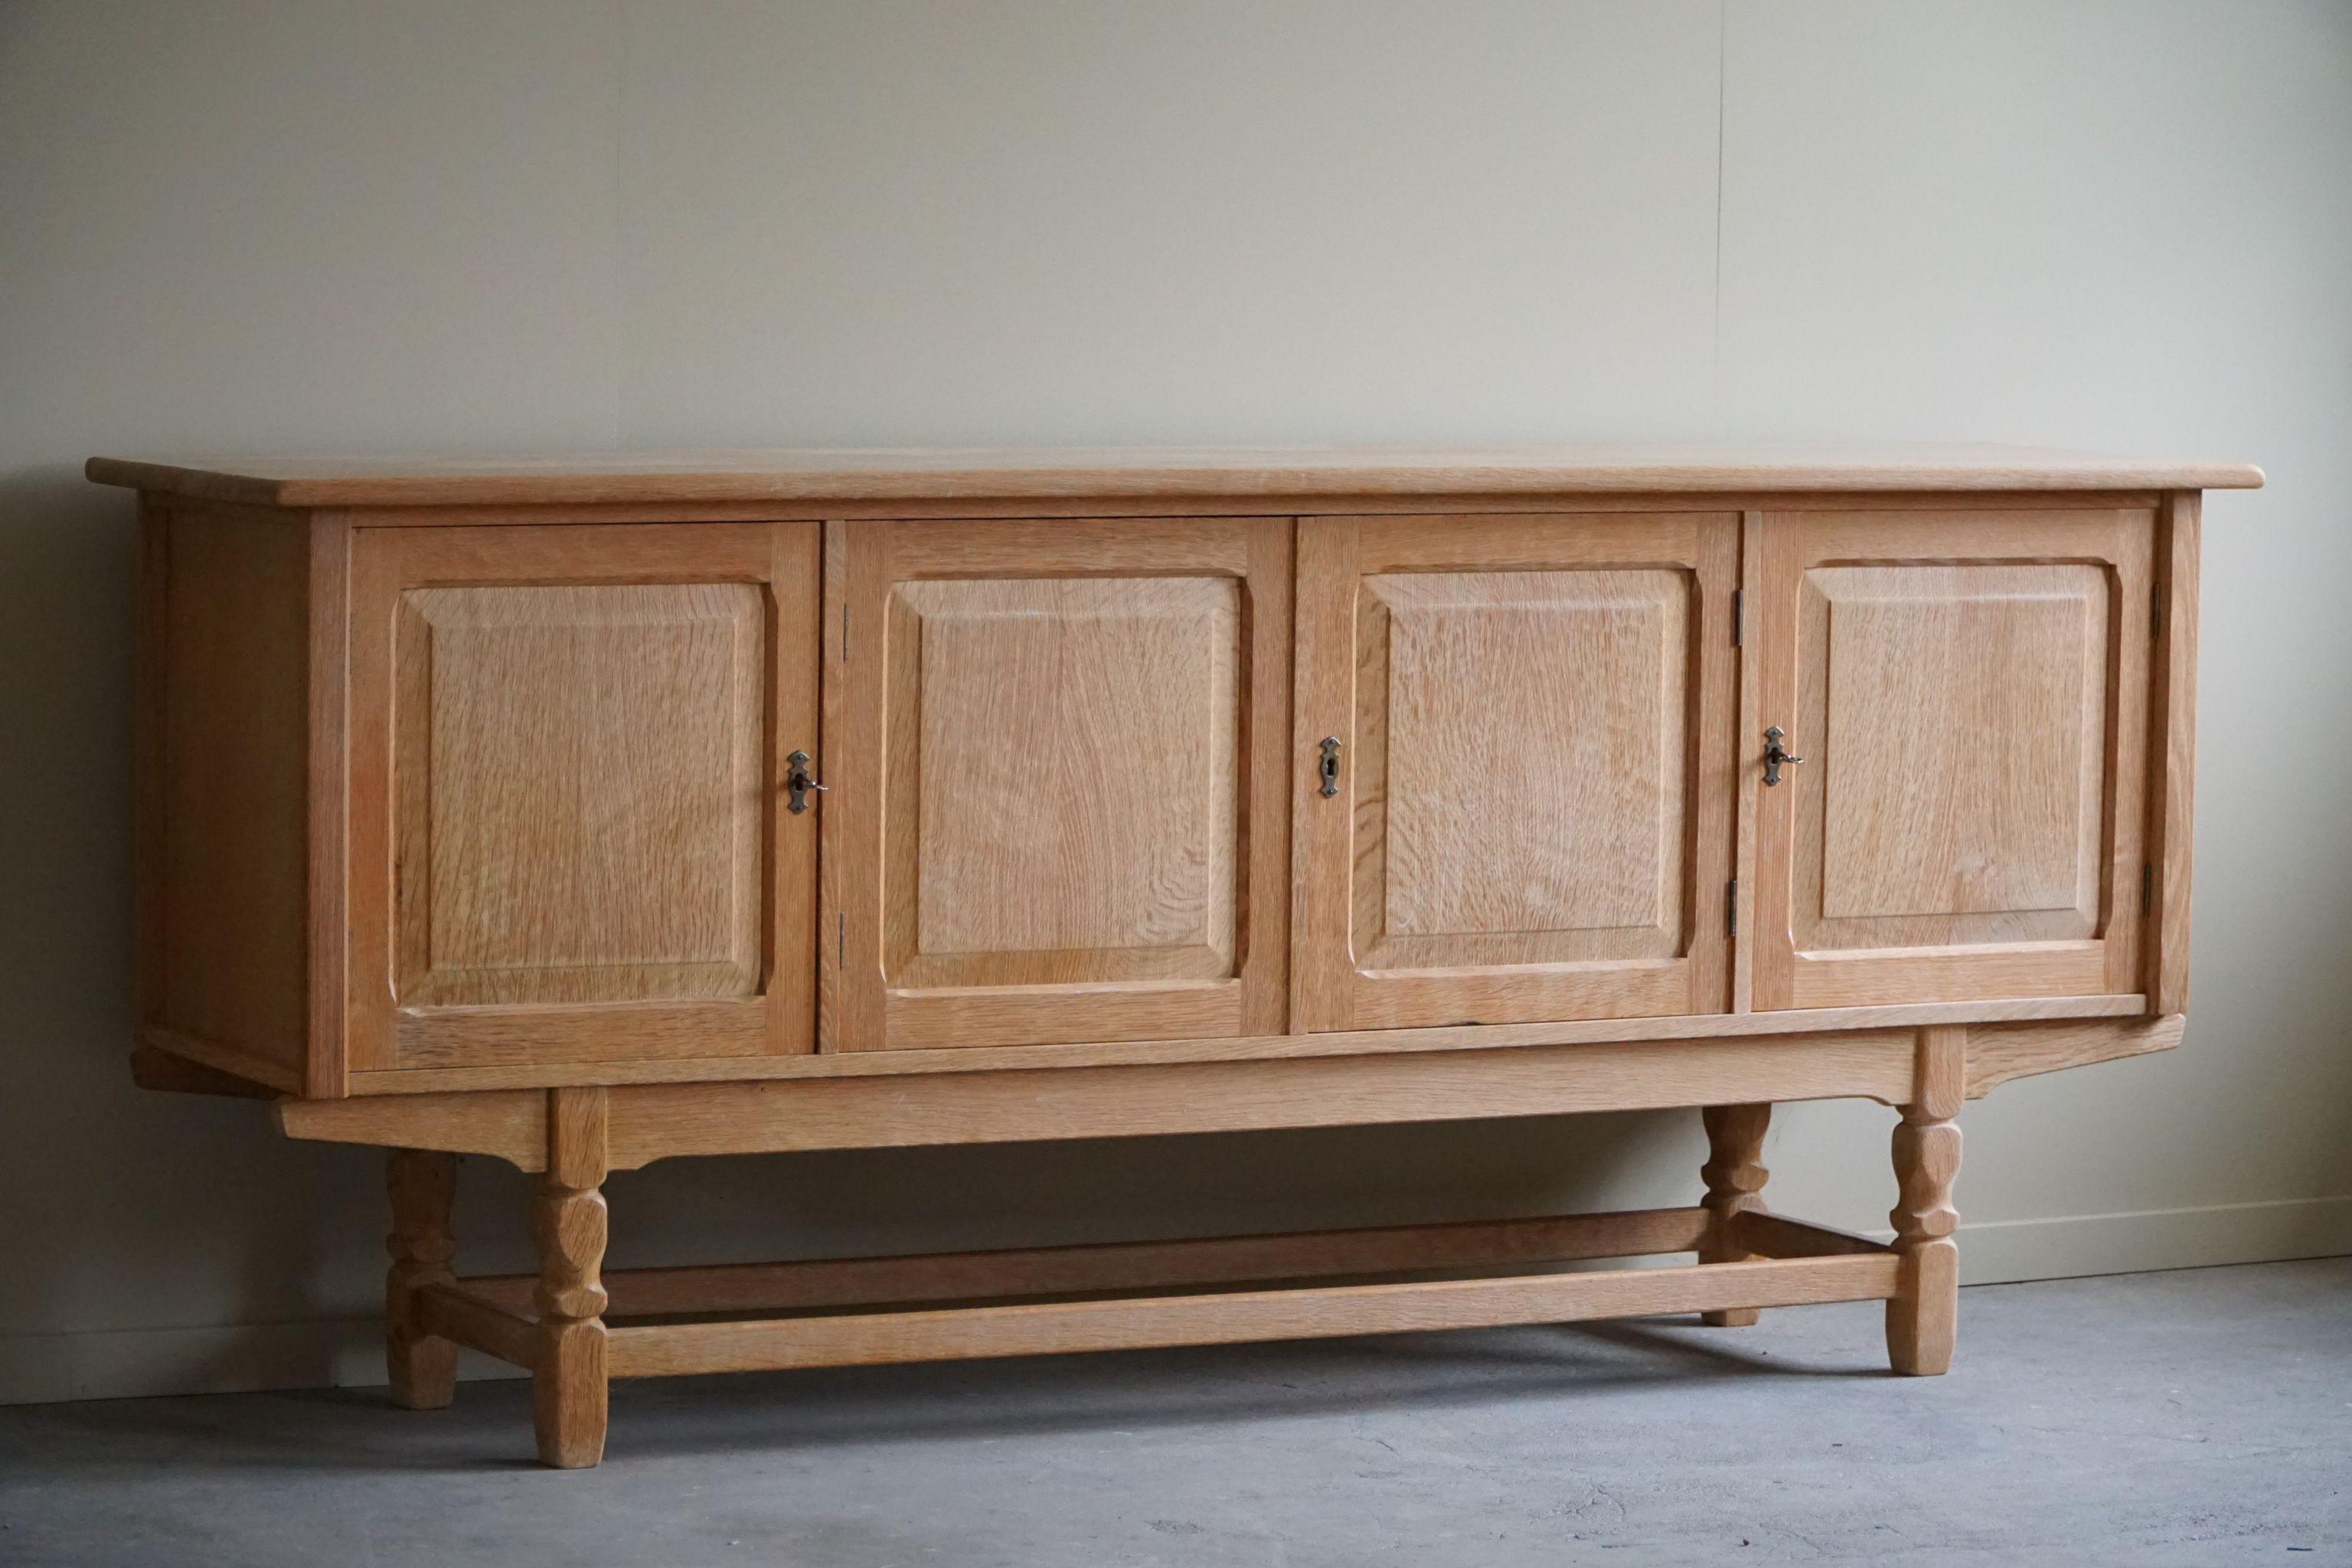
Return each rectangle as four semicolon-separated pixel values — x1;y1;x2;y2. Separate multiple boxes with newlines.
3;1;2347;1403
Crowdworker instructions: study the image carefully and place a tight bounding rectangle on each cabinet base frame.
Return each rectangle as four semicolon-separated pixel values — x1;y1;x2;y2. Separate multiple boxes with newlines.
339;1019;2137;1467
277;1013;2181;1172
410;1201;1900;1465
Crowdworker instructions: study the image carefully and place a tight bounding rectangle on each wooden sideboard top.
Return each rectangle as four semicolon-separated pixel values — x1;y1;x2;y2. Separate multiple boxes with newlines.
88;443;2263;509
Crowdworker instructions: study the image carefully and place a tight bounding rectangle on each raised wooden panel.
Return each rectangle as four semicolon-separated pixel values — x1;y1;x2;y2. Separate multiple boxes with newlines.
1295;513;1739;1032
1360;570;1687;966
1753;511;2152;1010
394;583;766;1006
348;523;820;1072
1803;564;2106;941
889;577;1240;988
827;518;1292;1051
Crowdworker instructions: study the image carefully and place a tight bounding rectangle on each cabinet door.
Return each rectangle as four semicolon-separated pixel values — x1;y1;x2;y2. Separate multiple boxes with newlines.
826;518;1291;1050
348;522;820;1073
1293;514;1739;1032
1750;508;2151;1010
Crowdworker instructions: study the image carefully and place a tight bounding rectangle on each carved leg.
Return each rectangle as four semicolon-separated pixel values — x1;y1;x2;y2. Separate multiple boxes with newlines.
533;1088;610;1468
386;1148;458;1410
1697;1103;1771;1327
1887;1026;1963;1376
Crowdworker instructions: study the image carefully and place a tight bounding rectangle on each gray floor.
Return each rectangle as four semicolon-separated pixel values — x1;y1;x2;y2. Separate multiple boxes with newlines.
1;1258;2345;1566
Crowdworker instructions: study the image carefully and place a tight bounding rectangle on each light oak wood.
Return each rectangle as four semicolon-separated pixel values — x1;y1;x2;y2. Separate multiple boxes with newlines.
891;574;1240;985
827;518;1291;1050
280;1031;1922;1171
461;1207;1716;1321
307;513;351;1097
1887;1025;1964;1376
346;522;821;1073
1963;1012;2183;1098
106;448;2237;1467
277;1010;2166;1172
2147;492;2200;1014
348;992;2147;1093
139;500;315;1089
394;583;766;1007
86;445;2263;509
385;1148;458;1410
279;1087;548;1168
533;1087;609;1468
154;488;2195;531
600;1034;1919;1168
1731;510;1767;1015
393;1209;1893;1395
1698;1103;1771;1326
1295;514;1736;1031
603;1253;1902;1380
416;1281;540;1368
1753;511;2152;1010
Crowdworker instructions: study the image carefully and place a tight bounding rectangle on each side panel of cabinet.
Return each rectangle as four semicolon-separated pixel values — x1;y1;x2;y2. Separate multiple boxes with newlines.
135;499;318;1093
825;518;1291;1051
1750;508;2152;1010
1294;513;1739;1032
347;522;821;1071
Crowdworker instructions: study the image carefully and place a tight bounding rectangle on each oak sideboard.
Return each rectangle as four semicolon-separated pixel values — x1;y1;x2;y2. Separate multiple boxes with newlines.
93;445;2260;1468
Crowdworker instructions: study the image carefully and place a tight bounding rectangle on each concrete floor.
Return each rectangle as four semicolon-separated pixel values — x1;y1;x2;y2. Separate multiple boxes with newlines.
0;1258;2344;1566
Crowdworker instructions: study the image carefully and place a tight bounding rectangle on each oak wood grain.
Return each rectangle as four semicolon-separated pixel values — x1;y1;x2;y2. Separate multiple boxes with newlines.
166;488;2190;530
385;1148;458;1409
533;1087;609;1468
306;513;351;1096
107;453;2239;1472
460;1207;1715;1321
86;445;2263;509
277;1088;548;1168
831;517;1290;1050
415;1282;539;1368
1295;512;1736;1031
603;1253;1902;1379
394;582;766;1007
889;575;1240;986
345;521;819;1073
1755;510;2152;1010
146;501;312;1083
2147;492;2200;1014
1887;1025;1964;1377
1697;1102;1772;1326
592;1033;1922;1169
284;1008;2147;1168
1962;1012;2183;1098
348;993;2147;1095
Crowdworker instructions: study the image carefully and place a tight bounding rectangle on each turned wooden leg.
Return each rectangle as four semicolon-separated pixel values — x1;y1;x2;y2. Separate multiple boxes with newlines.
1698;1102;1771;1327
1886;1025;1963;1376
533;1088;610;1468
386;1148;458;1410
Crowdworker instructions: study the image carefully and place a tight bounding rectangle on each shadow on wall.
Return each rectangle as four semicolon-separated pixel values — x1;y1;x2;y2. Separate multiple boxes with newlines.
0;471;374;1395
